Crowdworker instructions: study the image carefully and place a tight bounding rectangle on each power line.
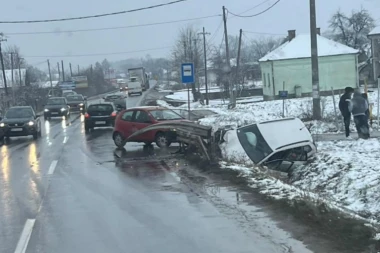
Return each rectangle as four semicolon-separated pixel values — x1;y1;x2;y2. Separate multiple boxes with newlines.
23;46;172;58
227;0;281;18
4;14;221;36
0;0;187;24
229;0;272;19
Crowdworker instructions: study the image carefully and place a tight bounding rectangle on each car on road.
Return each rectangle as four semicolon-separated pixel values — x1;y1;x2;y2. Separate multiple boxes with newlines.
84;102;118;132
217;118;317;173
113;106;185;148
127;77;143;96
0;106;42;141
62;90;77;98
66;94;86;114
103;93;126;103
44;97;70;120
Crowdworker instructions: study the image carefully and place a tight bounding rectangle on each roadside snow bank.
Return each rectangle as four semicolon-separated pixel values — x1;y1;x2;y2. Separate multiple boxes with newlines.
290;138;380;222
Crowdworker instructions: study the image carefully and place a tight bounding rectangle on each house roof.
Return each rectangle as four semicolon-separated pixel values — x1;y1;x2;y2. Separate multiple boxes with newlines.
369;26;380;36
259;34;359;62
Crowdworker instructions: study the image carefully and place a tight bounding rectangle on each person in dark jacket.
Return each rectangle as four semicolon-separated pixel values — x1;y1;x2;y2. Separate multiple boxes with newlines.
348;91;370;139
339;87;354;138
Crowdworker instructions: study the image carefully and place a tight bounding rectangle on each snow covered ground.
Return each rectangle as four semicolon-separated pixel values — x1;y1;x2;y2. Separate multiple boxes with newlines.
160;87;380;134
219;138;380;226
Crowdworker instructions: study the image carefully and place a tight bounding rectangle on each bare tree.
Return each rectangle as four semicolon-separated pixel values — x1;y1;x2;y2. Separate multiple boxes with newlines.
171;25;203;99
246;37;284;62
328;8;375;52
3;45;23;70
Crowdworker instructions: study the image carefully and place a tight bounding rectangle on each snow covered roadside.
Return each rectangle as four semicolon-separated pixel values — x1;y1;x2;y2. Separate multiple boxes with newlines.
160;87;380;134
219;139;380;228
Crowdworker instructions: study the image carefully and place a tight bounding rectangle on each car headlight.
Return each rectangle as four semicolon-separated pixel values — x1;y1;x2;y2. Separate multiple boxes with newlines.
44;109;49;112
0;123;5;127
28;121;34;126
79;103;84;106
61;108;66;112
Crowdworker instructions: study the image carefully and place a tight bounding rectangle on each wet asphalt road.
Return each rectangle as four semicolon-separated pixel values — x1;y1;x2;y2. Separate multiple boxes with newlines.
0;85;376;253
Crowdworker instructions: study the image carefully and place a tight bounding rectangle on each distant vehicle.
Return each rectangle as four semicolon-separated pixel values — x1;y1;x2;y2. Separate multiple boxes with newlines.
127;77;143;96
103;93;125;103
0;106;42;141
44;97;70;120
217;118;317;173
66;94;86;114
84;103;117;132
62;90;77;98
128;67;149;91
112;106;186;148
117;79;128;91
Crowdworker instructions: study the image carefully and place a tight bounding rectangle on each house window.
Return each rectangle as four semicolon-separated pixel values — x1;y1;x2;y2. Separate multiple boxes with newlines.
267;73;271;87
263;73;266;87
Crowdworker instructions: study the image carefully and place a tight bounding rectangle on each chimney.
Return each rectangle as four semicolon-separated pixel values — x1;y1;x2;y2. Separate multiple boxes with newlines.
288;30;296;41
316;27;321;35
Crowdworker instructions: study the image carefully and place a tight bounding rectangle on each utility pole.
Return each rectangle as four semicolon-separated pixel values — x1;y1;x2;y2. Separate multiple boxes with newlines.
193;38;200;93
0;37;8;96
57;62;61;81
310;0;321;119
183;41;187;61
223;6;234;108
10;53;14;101
235;29;243;104
61;60;65;82
69;63;73;77
47;59;53;89
198;27;210;105
18;56;23;86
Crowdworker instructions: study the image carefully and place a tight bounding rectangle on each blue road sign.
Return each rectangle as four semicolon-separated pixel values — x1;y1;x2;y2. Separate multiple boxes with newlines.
181;63;194;84
279;90;288;98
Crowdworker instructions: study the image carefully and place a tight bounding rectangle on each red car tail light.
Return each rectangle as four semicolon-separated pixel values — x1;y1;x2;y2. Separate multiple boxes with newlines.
85;113;90;118
111;112;117;117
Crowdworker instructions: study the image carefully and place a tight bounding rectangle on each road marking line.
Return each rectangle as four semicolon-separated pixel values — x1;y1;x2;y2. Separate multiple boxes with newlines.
48;160;58;175
14;219;36;253
63;137;69;144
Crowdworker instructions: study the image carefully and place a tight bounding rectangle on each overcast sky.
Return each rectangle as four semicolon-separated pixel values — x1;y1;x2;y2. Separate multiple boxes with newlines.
0;0;379;71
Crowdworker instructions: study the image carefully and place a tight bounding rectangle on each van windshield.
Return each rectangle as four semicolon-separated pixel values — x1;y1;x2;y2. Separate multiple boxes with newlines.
236;124;273;164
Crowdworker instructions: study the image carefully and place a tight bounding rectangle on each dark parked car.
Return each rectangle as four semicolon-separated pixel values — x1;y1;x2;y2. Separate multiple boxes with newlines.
0;106;42;141
84;102;117;132
44;97;70;120
66;94;86;114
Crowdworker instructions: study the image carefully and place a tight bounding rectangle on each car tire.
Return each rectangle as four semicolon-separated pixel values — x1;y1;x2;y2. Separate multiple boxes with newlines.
155;132;171;148
33;132;38;140
113;132;126;148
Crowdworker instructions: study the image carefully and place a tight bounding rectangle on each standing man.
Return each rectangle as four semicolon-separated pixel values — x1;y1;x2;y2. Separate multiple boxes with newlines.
339;87;354;138
348;91;370;139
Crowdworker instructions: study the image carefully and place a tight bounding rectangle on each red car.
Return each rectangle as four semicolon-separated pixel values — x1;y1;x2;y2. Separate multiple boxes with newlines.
112;106;185;148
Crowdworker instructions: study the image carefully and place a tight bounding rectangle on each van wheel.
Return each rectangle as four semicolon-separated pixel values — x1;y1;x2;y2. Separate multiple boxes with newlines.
155;132;171;148
113;132;126;148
